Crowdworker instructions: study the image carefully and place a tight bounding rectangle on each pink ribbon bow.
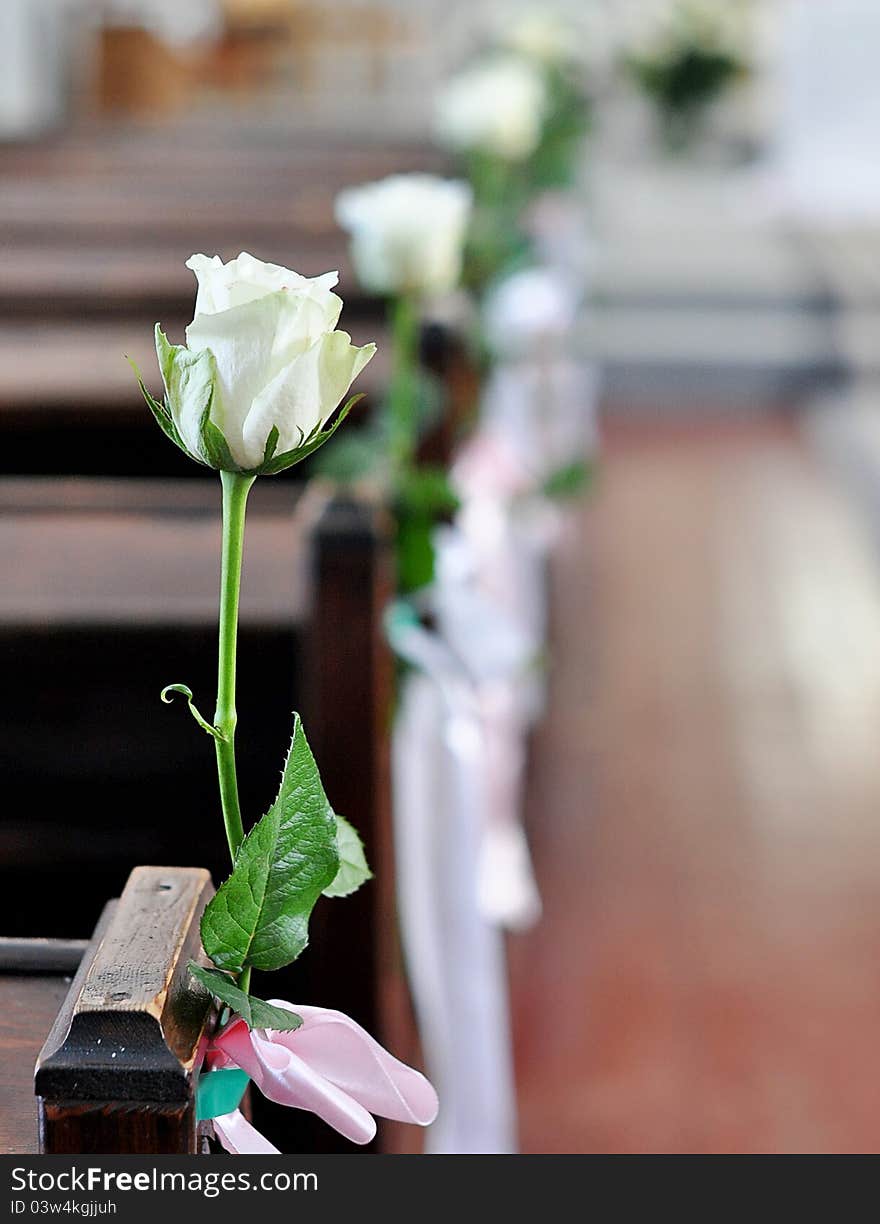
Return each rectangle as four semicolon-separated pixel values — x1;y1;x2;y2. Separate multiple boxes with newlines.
206;1000;439;1151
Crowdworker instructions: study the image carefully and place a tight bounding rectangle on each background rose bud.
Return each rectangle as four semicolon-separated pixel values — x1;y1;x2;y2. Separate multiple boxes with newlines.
335;174;472;298
140;252;375;474
433;54;548;162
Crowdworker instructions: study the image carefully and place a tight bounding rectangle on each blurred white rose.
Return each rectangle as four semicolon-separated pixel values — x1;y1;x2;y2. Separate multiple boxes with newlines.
434;55;548;161
142;252;375;473
335;174;472;297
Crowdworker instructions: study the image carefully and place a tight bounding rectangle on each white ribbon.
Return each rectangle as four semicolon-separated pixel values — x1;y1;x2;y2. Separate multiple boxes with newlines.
391;619;518;1153
479;357;600;486
431;524;543;928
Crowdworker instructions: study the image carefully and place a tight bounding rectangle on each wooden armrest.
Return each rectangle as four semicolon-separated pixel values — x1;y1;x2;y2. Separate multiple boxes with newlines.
35;866;215;1154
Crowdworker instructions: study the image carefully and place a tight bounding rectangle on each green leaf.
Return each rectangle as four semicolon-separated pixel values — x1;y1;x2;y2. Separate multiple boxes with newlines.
395;507;437;595
323;814;371;899
200;714;339;973
542;459;592;501
259;393;364;476
188;963;303;1032
397;465;460;517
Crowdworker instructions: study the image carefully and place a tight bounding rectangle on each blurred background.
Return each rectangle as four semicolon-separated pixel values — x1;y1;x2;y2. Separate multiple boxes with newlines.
3;0;880;1155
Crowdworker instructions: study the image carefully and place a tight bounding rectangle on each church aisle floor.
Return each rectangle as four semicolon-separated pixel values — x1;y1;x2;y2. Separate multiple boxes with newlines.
511;415;880;1154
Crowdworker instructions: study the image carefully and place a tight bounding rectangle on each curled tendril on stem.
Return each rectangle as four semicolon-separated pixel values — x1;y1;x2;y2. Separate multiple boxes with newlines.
161;683;226;742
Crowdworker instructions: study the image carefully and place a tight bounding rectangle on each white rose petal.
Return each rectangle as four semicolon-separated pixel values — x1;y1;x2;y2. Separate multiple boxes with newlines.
240;361;314;466
185;252;340;317
242;330;376;469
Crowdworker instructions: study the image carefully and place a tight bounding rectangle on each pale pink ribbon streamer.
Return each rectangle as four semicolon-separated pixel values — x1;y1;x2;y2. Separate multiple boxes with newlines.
393;669;518;1152
206;1000;439;1148
212;1109;280;1155
430;524;543;930
390;617;520;1151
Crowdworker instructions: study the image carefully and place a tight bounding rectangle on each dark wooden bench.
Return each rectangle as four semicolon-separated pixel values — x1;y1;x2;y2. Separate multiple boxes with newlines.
0;938;89;1155
0;317;389;478
34;867;214;1155
0;477;406;1153
0;122;446;264
0;123;464;477
0;126;428;1151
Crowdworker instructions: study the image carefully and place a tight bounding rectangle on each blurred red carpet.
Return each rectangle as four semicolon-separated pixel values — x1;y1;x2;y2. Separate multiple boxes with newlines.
511;415;880;1154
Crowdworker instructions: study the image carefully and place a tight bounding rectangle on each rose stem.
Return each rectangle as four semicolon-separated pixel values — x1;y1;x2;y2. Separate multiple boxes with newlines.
388;292;420;476
215;469;256;993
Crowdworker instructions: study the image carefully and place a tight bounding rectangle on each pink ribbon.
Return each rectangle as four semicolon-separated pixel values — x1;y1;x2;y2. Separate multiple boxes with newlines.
206;1000;439;1149
212;1109;280;1155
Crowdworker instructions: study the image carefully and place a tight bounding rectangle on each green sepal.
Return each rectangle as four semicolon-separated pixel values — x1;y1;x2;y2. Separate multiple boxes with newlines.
149;325;218;468
128;354;193;462
262;425;280;468
188;963;303;1032
196;1068;251;1122
154;323;178;390
322;814;371;899
154;325;243;471
200;403;243;473
200;714;339;974
258;394;364;476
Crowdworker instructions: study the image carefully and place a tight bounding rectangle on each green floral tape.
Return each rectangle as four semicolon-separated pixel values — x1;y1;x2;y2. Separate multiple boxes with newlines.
383;599;420;651
196;1069;250;1121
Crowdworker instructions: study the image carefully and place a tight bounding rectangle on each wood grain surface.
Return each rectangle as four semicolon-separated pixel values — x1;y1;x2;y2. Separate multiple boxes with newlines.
0;974;72;1154
36;868;214;1154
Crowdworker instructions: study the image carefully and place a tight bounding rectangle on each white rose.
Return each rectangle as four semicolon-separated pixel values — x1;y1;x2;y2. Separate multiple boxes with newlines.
335;174;472;297
434;55;548;162
143;252;376;473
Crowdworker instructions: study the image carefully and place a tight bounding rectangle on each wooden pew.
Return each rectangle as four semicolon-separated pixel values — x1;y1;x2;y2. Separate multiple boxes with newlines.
0;477;402;1153
0;123;446;254
0;317;389;478
0;941;81;1156
0;127;413;472
0;123;461;478
0;126;427;1151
